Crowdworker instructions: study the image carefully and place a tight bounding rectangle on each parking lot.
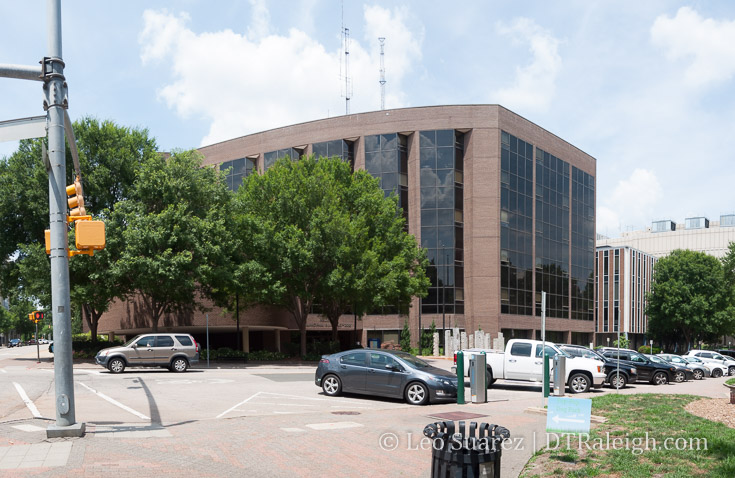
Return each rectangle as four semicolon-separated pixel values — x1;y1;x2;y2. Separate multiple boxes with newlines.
1;345;731;476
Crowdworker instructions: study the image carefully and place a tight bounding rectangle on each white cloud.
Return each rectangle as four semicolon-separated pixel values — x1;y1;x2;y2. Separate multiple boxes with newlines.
597;169;662;236
494;18;562;112
651;7;735;87
138;5;423;146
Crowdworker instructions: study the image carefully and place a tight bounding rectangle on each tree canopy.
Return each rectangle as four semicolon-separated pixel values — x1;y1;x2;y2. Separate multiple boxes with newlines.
109;149;233;332
646;249;735;348
232;155;428;355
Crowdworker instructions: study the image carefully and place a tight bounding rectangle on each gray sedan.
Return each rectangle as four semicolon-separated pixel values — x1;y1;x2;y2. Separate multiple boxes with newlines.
315;349;458;405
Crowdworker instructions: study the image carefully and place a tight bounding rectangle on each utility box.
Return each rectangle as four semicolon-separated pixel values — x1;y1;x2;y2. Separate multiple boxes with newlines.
553;355;567;396
470;352;487;403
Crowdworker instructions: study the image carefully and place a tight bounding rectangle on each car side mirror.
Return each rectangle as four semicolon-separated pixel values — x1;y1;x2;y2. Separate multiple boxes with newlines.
385;364;399;372
131;343;137;349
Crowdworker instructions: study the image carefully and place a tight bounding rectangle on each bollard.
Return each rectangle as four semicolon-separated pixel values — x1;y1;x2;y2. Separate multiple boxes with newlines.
457;350;465;405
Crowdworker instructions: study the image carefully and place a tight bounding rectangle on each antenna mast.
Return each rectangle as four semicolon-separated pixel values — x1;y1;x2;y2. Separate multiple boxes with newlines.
379;37;386;110
341;2;352;114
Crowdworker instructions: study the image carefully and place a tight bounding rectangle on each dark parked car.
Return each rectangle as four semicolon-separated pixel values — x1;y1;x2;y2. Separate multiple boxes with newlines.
315;349;458;405
560;344;638;389
645;354;694;382
658;354;708;380
9;339;21;347
599;348;677;385
717;349;735;360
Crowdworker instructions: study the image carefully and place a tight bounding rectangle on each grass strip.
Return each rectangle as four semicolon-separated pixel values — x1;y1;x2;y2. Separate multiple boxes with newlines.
521;394;735;477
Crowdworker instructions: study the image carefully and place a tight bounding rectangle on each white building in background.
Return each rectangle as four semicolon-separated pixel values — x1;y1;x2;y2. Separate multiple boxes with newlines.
597;214;735;259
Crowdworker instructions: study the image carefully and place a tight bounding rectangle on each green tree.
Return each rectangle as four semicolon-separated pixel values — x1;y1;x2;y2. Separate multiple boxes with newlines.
400;320;412;352
110;149;233;332
421;320;437;353
1;118;158;341
722;241;735;296
310;158;428;341
646;249;735;348
232;156;427;356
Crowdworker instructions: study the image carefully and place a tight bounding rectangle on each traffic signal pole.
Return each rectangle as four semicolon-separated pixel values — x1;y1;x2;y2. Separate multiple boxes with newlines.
0;0;83;437
45;0;82;438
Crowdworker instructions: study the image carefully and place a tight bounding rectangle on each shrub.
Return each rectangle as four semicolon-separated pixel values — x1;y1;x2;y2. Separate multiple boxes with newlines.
248;350;288;361
69;338;124;359
638;345;661;354
400;321;411;352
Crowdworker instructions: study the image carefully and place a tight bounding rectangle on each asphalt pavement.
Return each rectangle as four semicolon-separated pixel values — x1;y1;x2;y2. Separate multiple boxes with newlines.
0;345;731;477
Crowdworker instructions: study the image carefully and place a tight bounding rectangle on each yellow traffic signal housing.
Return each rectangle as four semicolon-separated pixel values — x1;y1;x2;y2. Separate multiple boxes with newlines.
75;220;105;250
34;311;43;323
28;312;34;322
45;229;51;254
66;177;86;217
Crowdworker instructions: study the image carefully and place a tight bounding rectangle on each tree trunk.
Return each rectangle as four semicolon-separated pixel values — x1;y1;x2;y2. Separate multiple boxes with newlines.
290;296;310;357
300;324;307;358
331;321;339;342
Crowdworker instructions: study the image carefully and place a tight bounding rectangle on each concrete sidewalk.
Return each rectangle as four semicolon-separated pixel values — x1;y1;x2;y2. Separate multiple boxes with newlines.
0;399;547;477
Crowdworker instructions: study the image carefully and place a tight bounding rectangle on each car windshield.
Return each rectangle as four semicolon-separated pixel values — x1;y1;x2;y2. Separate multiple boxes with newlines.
663;355;684;364
648;356;666;364
393;352;430;369
684;357;702;363
123;335;142;347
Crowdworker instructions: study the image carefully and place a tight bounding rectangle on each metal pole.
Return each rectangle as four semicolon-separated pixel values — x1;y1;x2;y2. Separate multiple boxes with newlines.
541;291;546;407
206;313;210;368
418;298;422;353
616;309;620;394
235;293;240;351
35;321;40;363
45;0;82;438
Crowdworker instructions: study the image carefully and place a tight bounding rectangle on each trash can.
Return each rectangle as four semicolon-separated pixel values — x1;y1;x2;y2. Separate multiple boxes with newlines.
553;355;566;397
469;353;487;403
423;420;510;478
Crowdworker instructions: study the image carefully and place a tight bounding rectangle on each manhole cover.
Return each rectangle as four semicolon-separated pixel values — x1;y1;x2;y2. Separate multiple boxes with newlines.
427;411;487;421
331;411;361;416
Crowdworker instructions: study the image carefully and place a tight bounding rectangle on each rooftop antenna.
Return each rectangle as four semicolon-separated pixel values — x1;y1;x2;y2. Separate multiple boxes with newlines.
379;37;386;110
378;37;385;110
341;1;352;114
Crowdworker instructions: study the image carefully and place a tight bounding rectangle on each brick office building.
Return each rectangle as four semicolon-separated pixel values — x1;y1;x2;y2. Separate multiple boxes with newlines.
97;105;597;351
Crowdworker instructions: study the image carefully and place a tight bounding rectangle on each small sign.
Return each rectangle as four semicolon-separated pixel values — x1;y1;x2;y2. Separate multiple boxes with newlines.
546;396;591;433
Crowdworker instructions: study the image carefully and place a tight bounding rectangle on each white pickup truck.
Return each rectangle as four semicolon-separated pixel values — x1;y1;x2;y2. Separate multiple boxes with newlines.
453;339;607;394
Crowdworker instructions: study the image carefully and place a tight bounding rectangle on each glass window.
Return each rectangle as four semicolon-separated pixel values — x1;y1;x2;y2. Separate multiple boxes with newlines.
510;342;532;357
155;336;174;347
175;335;193;346
535;344;559;358
368;353;402;370
136;336;155;348
340;352;367;366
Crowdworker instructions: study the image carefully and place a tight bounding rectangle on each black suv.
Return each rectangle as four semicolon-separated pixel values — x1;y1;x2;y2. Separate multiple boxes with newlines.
599;348;677;385
560;344;638;389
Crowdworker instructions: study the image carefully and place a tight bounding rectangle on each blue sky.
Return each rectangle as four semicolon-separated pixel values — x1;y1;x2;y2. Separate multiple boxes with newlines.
2;1;735;237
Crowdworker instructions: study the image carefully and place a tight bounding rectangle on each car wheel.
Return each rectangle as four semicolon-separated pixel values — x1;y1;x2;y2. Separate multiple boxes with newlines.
674;371;685;383
692;369;704;380
609;372;627;389
729;367;735;376
108;358;125;374
568;373;591;394
170;357;188;373
322;375;342;396
405;382;429;405
486;369;496;388
712;368;723;378
652;372;668;385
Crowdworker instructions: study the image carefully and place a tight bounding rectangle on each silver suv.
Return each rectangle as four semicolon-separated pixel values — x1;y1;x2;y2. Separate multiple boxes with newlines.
95;333;200;373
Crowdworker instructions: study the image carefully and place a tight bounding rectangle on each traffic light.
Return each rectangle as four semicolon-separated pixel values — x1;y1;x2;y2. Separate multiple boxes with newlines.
28;311;43;323
66;177;86;217
75;220;106;251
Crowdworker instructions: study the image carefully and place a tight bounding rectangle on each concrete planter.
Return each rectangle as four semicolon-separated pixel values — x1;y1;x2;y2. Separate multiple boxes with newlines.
724;383;735;404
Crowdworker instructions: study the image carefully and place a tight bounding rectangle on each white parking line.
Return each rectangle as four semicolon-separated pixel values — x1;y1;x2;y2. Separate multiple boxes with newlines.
216;391;261;419
305;422;364;430
0;369;6;373
78;382;150;420
13;382;42;418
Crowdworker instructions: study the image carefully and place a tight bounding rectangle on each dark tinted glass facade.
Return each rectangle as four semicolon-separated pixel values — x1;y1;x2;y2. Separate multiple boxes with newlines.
264;148;302;170
365;133;409;222
312;139;354;169
419;130;464;315
535;148;570;319
501;131;534;315
571;166;595;321
220;157;255;192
